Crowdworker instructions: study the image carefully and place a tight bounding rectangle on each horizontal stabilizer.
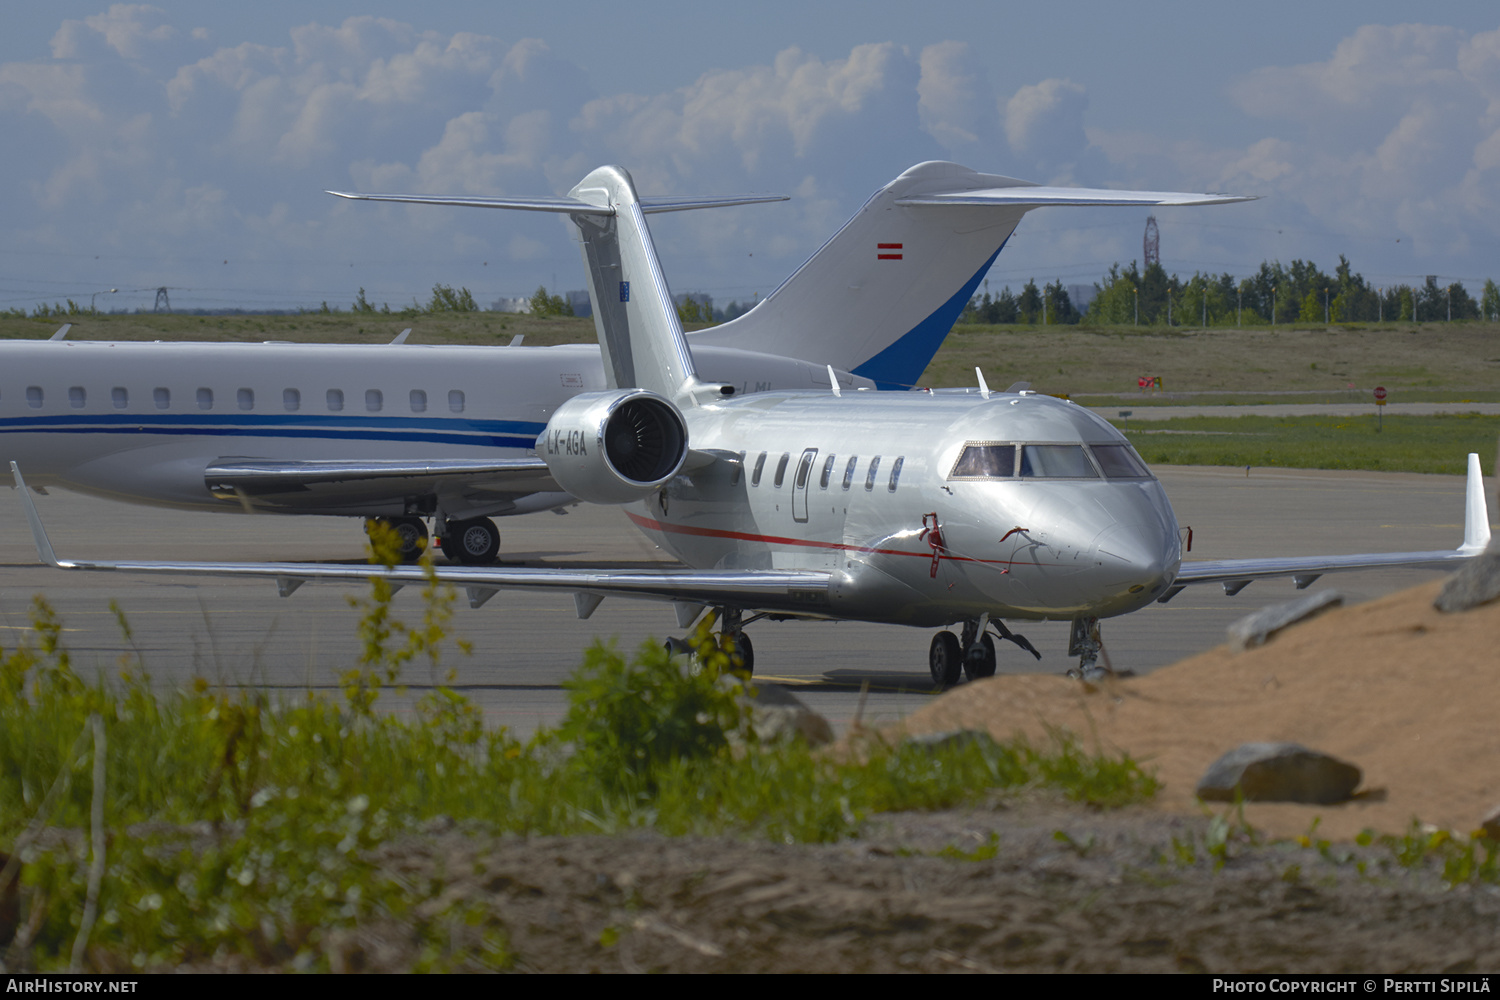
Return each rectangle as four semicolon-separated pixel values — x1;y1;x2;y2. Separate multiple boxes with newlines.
896;187;1255;208
327;190;786;216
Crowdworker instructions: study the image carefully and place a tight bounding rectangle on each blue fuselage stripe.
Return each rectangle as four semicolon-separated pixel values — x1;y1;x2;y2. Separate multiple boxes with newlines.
0;414;546;450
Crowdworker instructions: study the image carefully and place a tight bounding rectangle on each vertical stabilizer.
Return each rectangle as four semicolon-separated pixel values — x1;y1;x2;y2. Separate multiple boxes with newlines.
689;162;1033;388
568;166;699;401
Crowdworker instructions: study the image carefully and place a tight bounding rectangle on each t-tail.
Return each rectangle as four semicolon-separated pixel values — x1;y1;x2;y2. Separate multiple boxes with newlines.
690;161;1254;388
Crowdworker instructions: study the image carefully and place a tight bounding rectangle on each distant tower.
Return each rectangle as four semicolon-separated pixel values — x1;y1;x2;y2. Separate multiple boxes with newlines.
1143;216;1160;268
154;287;171;313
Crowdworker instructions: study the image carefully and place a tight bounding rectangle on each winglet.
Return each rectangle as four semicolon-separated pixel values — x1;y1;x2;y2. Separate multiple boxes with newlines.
976;367;990;400
1461;452;1492;554
49;324;71;341
10;463;61;568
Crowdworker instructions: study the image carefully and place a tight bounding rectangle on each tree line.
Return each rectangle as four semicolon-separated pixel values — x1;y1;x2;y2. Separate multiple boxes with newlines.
961;257;1500;327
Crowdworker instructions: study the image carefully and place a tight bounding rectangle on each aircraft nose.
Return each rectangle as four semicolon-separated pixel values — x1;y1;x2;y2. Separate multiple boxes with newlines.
1091;519;1178;607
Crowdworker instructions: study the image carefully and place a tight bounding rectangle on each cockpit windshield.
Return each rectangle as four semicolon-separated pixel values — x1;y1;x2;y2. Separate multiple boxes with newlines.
948;441;1152;481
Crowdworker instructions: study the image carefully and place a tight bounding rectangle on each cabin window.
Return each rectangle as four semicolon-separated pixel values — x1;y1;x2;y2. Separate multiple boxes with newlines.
819;454;837;489
950;443;1015;479
237;388;254;411
283;388;300;412
1090;444;1151;479
365;389;383;412
730;450;746;487
751;452;767;486
888;456;904;492
196;388;213;411
153;388;169;410
1019;444;1098;479
794;451;815;490
68;386;85;408
448;390;465;413
864;456;882;491
842;456;858;490
26;387;43;409
410;389;427;413
773;452;790;488
111;387;127;408
327;389;344;412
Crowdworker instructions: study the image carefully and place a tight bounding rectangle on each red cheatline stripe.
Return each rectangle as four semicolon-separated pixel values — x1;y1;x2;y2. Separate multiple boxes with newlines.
878;254;902;260
877;243;903;249
624;511;1030;567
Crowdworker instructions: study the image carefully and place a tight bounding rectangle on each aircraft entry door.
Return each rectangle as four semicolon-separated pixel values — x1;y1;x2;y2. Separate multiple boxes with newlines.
792;448;817;523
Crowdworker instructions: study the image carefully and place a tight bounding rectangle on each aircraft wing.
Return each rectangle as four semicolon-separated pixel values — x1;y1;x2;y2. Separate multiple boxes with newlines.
14;463;830;616
1160;453;1492;601
204;457;561;510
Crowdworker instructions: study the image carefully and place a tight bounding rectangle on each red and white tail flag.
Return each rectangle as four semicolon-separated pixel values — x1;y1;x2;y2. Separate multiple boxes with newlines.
877;242;903;260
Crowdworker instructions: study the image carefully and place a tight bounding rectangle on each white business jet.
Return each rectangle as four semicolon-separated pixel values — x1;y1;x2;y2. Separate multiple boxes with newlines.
15;164;1489;680
1;161;1246;567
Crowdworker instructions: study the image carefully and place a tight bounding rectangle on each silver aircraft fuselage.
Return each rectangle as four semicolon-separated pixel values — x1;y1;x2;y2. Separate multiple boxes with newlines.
630;388;1182;626
0;339;861;518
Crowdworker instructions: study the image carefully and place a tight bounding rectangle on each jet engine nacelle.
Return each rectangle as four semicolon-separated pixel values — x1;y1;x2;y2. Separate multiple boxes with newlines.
538;389;688;505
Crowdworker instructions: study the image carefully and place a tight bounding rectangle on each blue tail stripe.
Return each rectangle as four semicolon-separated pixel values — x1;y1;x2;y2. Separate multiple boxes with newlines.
851;240;1007;390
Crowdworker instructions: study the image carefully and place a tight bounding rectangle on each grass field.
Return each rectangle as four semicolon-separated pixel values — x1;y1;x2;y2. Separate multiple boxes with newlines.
1111;413;1499;477
928;322;1500;402
6;313;1498;400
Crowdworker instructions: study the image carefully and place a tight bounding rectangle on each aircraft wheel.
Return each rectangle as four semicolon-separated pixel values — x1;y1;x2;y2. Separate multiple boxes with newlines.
451;518;500;565
963;633;997;681
369;516;428;563
929;631;962;688
727;632;754;676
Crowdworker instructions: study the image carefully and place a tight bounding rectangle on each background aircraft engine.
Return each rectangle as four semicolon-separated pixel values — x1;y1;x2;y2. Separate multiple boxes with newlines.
539;389;688;504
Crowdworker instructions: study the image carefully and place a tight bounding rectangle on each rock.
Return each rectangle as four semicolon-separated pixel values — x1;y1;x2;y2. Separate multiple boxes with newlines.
1196;742;1362;805
1479;804;1500;842
903;729;999;754
742;682;834;747
1226;590;1343;652
1434;547;1500;613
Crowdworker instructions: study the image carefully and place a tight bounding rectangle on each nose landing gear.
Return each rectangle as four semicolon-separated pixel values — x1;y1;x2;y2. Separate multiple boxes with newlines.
1066;616;1113;682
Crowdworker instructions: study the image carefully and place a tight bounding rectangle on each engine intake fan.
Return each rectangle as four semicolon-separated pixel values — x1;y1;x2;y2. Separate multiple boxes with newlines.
540;389;688;504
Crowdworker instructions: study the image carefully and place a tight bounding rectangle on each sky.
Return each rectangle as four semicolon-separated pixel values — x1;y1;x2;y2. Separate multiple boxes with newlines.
5;1;1500;314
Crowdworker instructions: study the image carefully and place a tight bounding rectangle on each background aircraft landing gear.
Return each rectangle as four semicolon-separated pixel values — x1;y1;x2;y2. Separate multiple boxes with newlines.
929;631;962;687
367;516;428;563
439;517;500;565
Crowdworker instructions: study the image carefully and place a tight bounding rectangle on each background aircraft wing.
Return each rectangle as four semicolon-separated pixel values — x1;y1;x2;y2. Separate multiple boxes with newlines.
15;463;830;616
204;457;561;510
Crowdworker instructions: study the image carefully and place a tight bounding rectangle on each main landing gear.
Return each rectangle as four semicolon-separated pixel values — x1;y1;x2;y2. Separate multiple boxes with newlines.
438;517;501;565
665;608;757;676
366;516;429;562
928;617;1042;689
365;515;501;565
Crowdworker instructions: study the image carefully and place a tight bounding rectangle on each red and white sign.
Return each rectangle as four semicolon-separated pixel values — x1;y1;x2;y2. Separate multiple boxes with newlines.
1373;385;1387;405
877;242;903;260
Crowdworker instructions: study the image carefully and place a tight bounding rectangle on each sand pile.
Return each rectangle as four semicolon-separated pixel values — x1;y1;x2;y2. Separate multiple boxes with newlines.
896;578;1500;840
